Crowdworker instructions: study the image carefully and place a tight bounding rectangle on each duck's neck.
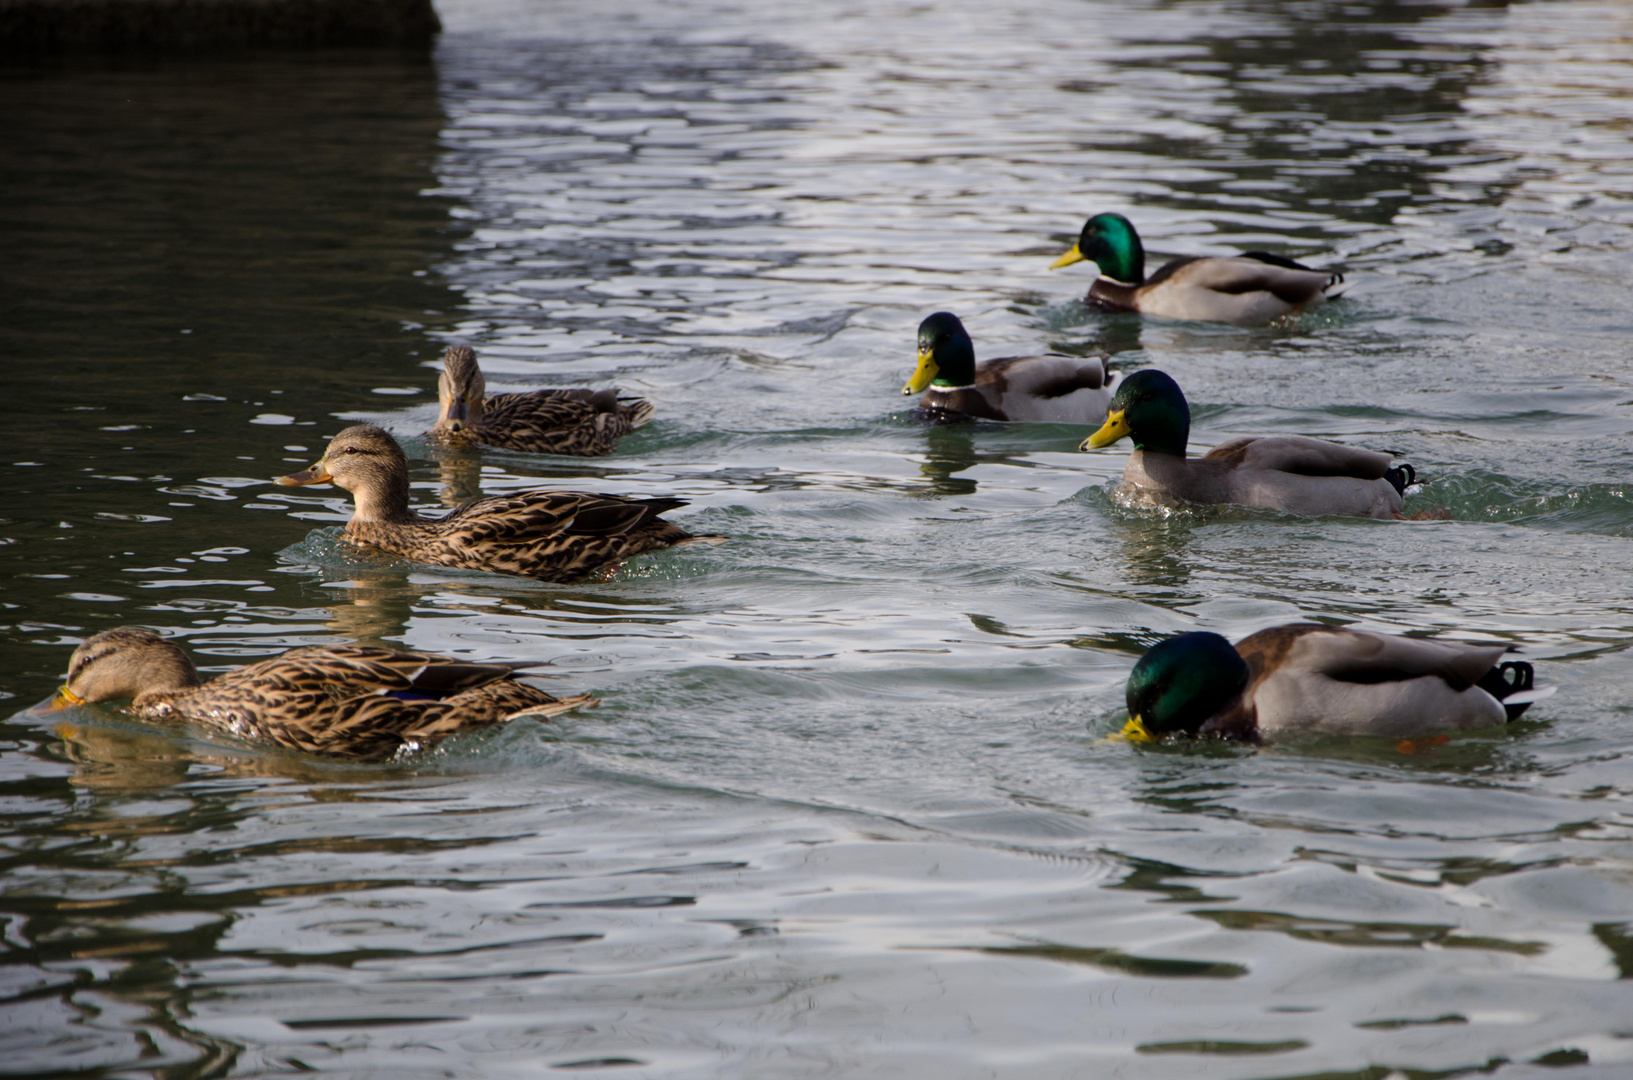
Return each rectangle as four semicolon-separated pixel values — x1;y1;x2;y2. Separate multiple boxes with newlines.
131;648;203;707
1127;448;1220;511
1198;693;1259;741
931;337;977;388
346;478;417;526
1087;279;1142;312
1130;413;1190;458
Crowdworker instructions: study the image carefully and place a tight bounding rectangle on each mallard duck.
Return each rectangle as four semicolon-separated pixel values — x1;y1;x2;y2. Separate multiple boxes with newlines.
45;626;592;760
1049;212;1347;325
903;312;1115;423
429;345;655;456
1081;369;1414;519
276;425;720;581
1121;625;1553;742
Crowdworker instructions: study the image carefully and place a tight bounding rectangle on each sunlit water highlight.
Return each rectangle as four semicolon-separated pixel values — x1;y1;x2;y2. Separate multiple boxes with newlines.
4;0;1633;1075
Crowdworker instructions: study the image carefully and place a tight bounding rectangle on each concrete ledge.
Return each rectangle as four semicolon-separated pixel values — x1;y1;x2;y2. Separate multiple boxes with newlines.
0;0;440;51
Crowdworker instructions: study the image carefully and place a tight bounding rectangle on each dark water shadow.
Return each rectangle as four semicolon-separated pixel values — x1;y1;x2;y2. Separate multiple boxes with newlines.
0;49;459;696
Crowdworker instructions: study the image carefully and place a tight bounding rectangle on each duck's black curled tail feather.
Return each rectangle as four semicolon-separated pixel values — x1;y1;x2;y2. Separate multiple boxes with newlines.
1384;463;1416;496
1477;660;1537;721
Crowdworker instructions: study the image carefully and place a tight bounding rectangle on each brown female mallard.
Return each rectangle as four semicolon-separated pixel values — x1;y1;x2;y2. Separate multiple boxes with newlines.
277;425;721;581
429;345;655;456
46;626;592;760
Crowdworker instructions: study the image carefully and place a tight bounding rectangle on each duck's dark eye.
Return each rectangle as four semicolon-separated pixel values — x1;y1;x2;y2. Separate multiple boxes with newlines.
342;446;360;455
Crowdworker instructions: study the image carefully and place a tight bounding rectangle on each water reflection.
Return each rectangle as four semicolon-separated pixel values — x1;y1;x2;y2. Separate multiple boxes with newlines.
1095;0;1512;245
48;713;383;797
1111;512;1203;596
917;423;980;496
319;573;421;644
431;450;487;506
0;48;457;696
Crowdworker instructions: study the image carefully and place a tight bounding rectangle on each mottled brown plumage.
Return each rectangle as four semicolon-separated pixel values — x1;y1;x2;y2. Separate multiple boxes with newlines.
48;626;593;761
277;425;720;581
428;345;655;456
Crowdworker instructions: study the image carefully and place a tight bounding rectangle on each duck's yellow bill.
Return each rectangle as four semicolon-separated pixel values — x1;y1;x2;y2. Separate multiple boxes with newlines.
1082;409;1130;450
276;461;333;487
46;686;84;712
903;349;938;395
1121;714;1156;742
1050;243;1087;271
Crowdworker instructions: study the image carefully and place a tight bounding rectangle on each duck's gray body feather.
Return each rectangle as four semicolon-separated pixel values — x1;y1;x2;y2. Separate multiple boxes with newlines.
920;354;1114;423
1122;436;1403;519
1092;256;1346;325
1224;626;1511;738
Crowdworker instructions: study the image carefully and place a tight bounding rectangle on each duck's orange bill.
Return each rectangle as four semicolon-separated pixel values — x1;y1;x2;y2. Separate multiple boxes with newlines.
45;686;84;712
276;461;332;487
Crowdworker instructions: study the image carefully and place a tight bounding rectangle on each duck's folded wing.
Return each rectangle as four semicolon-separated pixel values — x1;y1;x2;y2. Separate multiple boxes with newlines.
979;354;1110;397
303;681;586;758
438;491;592;542
1175;256;1336;305
1205;436;1393;479
483;391;606;431
444;491;687;544
224;645;522;699
1287;629;1507;691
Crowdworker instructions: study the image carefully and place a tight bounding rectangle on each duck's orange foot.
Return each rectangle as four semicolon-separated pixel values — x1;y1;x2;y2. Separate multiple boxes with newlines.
1396;734;1452;755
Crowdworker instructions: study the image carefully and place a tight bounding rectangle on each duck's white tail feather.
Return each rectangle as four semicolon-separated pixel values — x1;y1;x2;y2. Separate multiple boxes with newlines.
1501;684;1557;707
1322;273;1353;300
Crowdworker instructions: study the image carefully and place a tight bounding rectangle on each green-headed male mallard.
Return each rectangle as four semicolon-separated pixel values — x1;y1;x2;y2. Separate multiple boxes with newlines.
429;345;655;456
1082;369;1414;519
1121;625;1552;742
1050;212;1347;325
903;312;1115;423
277;425;720;581
46;626;592;760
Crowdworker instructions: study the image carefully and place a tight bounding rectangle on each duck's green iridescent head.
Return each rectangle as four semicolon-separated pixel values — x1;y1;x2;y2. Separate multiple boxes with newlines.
1080;369;1190;456
905;311;978;394
1050;212;1146;285
1123;631;1248;741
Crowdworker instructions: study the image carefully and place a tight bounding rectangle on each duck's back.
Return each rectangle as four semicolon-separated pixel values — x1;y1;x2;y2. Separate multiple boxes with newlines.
1240;626;1509;737
350;490;699;581
475;389;654;455
1130;255;1339;325
1206;436;1403;518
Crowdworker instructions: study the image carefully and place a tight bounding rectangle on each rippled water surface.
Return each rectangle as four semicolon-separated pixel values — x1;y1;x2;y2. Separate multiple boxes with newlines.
6;0;1633;1075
